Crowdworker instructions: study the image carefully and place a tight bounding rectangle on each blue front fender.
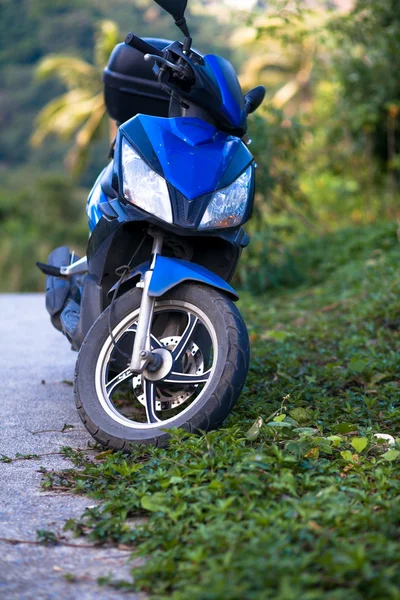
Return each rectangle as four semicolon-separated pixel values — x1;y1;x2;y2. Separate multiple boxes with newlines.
108;256;239;301
149;256;238;300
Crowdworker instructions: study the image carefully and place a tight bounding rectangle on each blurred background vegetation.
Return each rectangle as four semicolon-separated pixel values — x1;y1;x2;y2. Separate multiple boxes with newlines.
0;0;399;292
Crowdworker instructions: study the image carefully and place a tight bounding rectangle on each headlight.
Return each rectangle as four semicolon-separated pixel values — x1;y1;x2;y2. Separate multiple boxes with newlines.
121;138;173;223
199;165;253;229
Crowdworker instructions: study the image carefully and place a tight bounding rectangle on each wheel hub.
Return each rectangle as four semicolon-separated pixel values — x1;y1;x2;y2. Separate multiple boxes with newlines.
143;347;174;382
132;336;204;411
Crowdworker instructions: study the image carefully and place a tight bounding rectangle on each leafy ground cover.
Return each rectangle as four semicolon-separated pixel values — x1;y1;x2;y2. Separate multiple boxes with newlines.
46;221;400;599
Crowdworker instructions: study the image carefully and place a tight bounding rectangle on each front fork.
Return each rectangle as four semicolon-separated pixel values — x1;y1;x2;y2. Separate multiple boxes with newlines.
130;232;163;373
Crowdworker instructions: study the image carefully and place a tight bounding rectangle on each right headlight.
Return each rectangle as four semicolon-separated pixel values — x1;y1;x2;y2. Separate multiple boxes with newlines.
121;138;173;224
199;165;253;229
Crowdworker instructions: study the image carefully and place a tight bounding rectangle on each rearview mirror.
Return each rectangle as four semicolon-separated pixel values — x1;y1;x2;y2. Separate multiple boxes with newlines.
154;0;190;37
244;86;266;115
154;0;187;21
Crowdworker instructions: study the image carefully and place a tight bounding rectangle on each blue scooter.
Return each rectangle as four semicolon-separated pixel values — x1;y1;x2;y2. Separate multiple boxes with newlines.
37;0;265;449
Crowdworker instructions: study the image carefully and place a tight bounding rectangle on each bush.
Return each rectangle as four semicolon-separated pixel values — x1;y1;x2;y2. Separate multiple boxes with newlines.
0;172;88;292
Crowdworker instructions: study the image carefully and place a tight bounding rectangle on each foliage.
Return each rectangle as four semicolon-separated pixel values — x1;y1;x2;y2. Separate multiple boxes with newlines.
248;107;306;213
231;5;320;224
31;20;120;175
0;0;108;172
45;221;400;599
0;171;87;292
233;4;325;109
234;0;400;256
330;0;400;171
0;0;235;181
36;529;58;546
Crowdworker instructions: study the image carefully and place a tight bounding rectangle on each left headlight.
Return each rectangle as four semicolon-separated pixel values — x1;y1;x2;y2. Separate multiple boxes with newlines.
121;138;173;224
199;165;253;229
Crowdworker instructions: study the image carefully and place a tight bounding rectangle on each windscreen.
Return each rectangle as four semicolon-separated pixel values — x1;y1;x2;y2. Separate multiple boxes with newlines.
204;55;245;129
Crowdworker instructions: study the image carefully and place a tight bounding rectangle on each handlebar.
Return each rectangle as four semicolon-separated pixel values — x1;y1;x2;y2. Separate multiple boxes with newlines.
126;33;195;92
124;32;164;58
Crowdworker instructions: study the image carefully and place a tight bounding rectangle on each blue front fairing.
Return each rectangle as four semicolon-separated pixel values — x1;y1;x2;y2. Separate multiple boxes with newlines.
120;115;253;200
87;114;254;231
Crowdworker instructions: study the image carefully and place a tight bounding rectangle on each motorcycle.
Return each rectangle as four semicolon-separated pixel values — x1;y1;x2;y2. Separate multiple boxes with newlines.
37;0;265;450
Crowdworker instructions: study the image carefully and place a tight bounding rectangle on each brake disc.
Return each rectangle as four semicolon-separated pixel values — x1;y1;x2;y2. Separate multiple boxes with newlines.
132;336;204;410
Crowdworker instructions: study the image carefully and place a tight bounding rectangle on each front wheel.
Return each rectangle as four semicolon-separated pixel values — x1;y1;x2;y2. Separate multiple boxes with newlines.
74;283;249;450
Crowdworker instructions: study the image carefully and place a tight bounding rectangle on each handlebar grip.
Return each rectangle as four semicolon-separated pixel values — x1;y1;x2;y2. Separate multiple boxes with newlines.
36;262;65;278
124;33;164;58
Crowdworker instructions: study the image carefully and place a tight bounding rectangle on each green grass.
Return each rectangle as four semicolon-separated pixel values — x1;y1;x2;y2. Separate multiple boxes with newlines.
49;221;400;599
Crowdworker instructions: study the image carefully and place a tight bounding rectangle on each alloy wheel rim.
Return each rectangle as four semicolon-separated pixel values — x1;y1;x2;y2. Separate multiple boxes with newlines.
94;300;218;429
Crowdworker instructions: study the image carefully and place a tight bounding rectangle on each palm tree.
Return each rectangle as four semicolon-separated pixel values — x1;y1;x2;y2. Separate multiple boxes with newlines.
31;20;120;175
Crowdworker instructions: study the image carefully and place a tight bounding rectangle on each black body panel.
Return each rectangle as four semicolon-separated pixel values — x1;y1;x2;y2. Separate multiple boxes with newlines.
100;161;118;199
86;206;249;308
70;275;103;349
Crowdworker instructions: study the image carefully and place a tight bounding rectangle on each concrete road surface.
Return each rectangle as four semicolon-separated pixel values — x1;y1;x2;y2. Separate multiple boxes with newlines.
0;294;142;600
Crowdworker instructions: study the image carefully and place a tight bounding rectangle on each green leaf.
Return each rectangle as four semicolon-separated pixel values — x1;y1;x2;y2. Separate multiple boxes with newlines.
267;421;293;428
382;449;400;462
36;529;58;546
264;330;292;341
340;450;354;462
246;417;263;441
95;449;114;460
348;357;368;373
273;414;286;422
304;447;319;460
289;407;310;424
292;427;318;435
169;476;183;485
141;493;168;512
332;422;357;434
351;437;368;453
369;372;391;385
208;479;223;490
327;435;343;447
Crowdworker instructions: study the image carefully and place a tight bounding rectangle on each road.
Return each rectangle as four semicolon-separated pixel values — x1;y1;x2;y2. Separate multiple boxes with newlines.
0;294;142;600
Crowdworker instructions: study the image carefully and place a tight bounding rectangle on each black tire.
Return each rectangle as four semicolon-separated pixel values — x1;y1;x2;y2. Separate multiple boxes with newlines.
74;283;249;450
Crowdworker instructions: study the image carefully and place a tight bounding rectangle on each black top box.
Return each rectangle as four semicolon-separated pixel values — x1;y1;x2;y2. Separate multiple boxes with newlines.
103;38;172;124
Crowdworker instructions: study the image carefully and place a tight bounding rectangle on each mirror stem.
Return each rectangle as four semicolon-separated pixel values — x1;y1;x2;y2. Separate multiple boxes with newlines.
175;17;190;37
183;36;192;53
